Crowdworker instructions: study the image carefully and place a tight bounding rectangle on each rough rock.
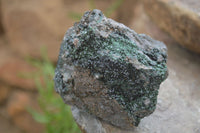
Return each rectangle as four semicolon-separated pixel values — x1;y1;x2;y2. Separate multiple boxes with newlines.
72;46;200;132
70;7;200;132
54;9;168;130
71;106;106;133
142;0;200;54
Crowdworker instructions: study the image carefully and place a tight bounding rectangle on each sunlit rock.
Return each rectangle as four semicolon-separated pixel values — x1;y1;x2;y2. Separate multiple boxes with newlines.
54;9;168;129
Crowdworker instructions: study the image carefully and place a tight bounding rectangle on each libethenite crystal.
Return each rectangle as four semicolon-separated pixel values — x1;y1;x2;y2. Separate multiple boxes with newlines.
54;9;168;129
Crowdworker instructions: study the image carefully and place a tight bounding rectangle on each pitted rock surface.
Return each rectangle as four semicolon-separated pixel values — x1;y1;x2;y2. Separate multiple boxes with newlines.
54;9;168;129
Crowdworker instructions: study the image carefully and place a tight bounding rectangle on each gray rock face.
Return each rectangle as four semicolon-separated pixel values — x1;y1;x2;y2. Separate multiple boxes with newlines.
54;9;168;129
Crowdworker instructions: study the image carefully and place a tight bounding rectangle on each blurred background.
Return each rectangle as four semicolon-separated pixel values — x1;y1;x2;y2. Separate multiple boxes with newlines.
0;0;200;133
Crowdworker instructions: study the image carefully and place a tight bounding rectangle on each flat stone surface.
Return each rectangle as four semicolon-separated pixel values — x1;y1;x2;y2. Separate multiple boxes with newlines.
142;0;200;54
135;43;200;133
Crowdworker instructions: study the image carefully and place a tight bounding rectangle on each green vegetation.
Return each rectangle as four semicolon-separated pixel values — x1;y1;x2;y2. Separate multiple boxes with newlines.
68;0;124;20
28;1;125;131
104;0;124;17
27;48;81;133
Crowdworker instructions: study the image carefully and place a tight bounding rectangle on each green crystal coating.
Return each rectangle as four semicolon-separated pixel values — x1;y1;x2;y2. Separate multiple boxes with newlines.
55;9;168;128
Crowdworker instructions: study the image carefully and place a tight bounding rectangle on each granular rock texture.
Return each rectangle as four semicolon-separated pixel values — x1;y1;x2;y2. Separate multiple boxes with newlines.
54;9;168;129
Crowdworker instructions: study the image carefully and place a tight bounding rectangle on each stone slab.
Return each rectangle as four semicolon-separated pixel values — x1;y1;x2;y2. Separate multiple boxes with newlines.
142;0;200;54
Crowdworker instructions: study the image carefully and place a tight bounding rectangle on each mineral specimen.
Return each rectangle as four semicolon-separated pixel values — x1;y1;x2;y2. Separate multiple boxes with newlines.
54;9;168;129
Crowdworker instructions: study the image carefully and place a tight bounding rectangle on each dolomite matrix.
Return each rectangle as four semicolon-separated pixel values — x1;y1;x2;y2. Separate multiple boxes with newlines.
54;9;168;129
